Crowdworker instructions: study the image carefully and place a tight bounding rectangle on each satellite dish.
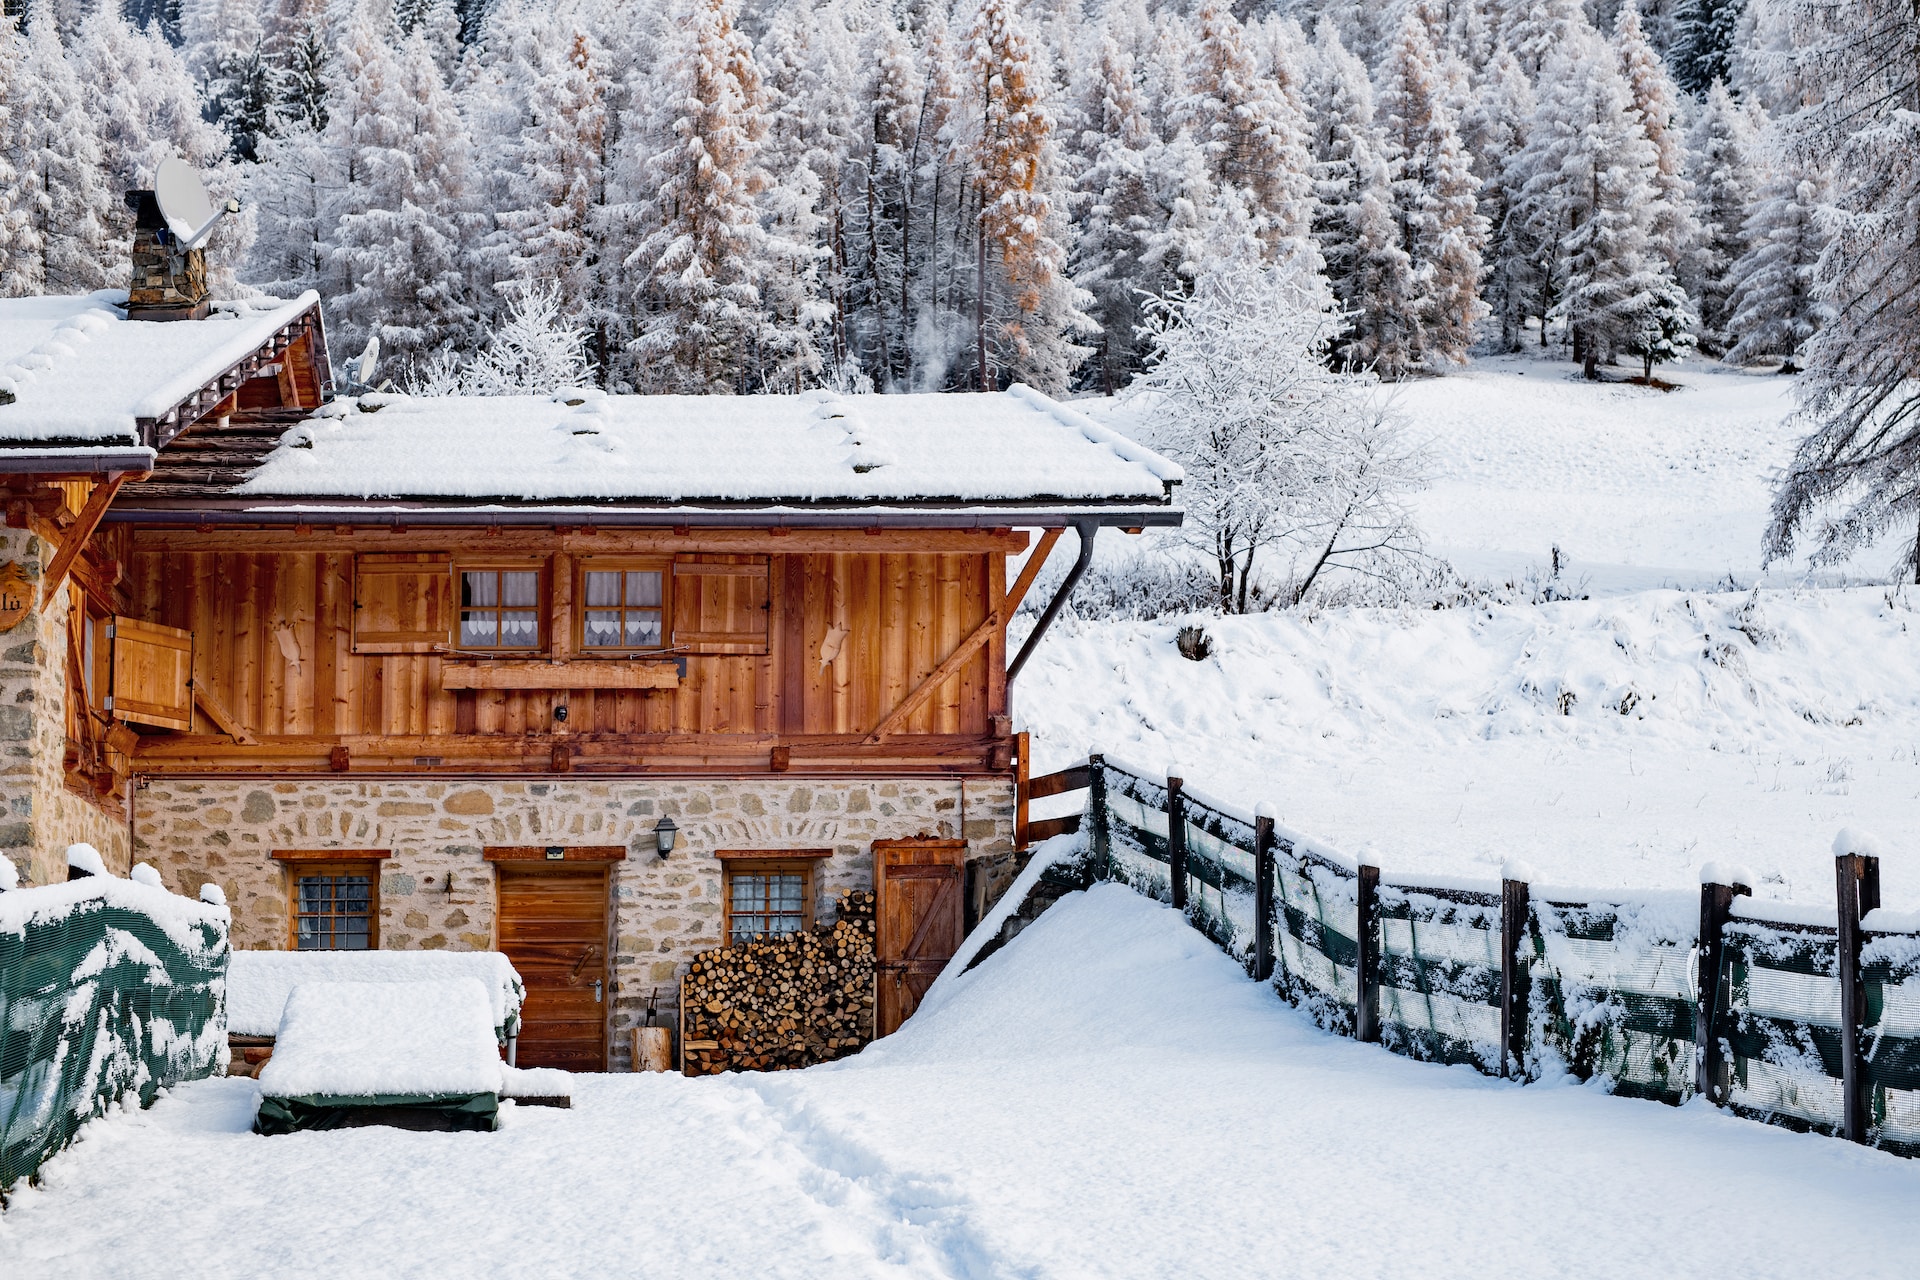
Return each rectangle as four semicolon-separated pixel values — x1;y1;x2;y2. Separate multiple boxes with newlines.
154;157;232;251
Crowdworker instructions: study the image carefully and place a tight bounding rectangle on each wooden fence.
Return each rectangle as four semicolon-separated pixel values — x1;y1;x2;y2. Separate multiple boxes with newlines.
1016;751;1920;1157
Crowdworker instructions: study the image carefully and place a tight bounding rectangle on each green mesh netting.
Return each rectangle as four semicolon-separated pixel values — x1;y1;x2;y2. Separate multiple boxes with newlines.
1178;797;1258;964
1;883;228;1194
1863;932;1920;1156
1377;886;1505;1072
1721;918;1847;1136
1271;844;1360;1037
1529;899;1696;1103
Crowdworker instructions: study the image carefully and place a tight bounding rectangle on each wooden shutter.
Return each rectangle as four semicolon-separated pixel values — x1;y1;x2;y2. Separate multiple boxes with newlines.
108;616;192;731
353;553;452;653
671;554;770;655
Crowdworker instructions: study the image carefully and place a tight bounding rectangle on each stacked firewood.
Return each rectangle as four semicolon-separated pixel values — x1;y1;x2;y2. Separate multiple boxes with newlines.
680;890;876;1075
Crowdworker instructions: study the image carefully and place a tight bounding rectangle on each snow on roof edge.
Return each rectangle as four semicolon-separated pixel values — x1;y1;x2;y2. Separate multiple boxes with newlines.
1004;384;1185;486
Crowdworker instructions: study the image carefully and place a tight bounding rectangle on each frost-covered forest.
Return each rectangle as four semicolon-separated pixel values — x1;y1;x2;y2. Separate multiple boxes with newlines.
0;0;1898;402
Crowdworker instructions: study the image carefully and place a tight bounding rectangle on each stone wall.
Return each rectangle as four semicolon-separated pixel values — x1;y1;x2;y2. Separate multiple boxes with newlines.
135;774;1015;1069
0;527;129;887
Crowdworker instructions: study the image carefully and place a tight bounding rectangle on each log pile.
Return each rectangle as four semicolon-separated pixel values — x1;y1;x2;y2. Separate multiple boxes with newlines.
680;890;876;1074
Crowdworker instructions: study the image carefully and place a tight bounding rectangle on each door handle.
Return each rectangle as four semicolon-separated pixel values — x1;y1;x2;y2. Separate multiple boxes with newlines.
593;979;603;1003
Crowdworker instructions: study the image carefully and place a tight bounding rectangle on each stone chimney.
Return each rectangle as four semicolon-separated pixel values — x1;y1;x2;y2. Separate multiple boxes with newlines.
123;190;210;321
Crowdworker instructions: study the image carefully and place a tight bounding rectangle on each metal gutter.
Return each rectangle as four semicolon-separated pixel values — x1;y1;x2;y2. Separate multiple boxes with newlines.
0;448;157;475
104;503;1183;530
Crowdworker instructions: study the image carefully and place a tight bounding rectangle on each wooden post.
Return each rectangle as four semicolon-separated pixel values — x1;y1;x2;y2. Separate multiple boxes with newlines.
1086;754;1109;880
632;1025;673;1073
1166;774;1187;912
1355;864;1381;1043
1014;730;1030;851
1253;814;1276;983
1694;875;1750;1105
1836;851;1882;1144
1500;877;1532;1080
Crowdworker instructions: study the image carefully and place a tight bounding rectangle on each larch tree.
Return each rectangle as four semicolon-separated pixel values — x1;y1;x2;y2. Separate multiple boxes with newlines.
1613;0;1698;277
964;0;1090;392
1500;0;1591;78
1174;0;1315;256
1683;78;1761;354
1374;9;1487;370
1762;0;1920;577
1723;167;1830;368
0;18;30;298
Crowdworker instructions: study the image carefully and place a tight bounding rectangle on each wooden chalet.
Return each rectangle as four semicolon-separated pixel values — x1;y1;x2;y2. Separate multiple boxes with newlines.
0;271;1181;1069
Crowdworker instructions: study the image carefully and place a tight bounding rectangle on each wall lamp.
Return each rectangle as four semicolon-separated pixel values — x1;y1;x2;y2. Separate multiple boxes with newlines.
653;815;678;859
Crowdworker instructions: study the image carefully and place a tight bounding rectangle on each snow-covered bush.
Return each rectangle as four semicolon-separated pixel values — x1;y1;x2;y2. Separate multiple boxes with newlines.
1127;242;1431;612
405;283;593;396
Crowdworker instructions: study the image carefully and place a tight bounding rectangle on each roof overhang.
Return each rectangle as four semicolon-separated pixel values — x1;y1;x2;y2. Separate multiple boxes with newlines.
133;298;331;450
103;499;1183;530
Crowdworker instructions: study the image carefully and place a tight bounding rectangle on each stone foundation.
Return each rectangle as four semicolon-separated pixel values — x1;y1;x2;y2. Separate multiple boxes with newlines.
135;774;1015;1069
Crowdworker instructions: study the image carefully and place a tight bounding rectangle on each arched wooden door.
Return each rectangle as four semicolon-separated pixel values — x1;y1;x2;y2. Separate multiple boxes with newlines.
875;838;968;1036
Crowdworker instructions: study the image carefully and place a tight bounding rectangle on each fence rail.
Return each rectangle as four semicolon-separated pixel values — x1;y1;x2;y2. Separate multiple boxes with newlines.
1034;752;1920;1159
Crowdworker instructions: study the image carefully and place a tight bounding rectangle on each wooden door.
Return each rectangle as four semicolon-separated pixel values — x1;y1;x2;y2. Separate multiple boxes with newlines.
875;839;968;1036
494;863;611;1070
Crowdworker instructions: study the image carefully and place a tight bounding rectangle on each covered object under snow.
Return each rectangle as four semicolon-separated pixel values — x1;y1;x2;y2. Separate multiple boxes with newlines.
254;979;504;1134
226;949;524;1041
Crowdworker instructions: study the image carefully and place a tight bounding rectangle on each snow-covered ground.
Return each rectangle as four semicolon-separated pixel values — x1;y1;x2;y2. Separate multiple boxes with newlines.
1035;360;1920;906
5;885;1914;1279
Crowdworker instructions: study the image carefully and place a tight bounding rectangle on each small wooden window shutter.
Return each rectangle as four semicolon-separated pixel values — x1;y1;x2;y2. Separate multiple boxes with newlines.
352;553;452;653
671;554;770;655
107;616;193;731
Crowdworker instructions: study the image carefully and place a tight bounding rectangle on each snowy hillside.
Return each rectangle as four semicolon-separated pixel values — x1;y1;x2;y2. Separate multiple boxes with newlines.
6;886;1914;1278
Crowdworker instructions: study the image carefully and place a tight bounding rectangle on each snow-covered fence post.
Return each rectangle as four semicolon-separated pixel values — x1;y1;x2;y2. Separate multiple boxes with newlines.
1835;851;1883;1144
1253;813;1277;983
1355;864;1381;1044
1694;872;1750;1105
1086;755;1109;880
1499;877;1531;1079
1166;772;1188;912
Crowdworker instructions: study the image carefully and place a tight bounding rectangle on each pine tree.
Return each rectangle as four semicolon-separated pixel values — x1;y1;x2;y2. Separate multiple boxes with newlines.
1518;28;1689;376
1723;168;1830;368
5;16;112;296
1460;41;1537;351
1500;0;1591;78
1670;0;1743;95
1070;31;1160;393
1374;9;1488;369
324;12;479;371
964;0;1090;391
615;0;802;392
1683;78;1760;353
0;18;32;297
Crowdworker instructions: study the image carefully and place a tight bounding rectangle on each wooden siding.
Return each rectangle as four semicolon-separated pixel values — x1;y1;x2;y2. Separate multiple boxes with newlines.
119;538;1006;772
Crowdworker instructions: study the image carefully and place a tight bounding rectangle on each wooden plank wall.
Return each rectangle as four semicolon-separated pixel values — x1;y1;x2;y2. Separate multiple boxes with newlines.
123;548;997;745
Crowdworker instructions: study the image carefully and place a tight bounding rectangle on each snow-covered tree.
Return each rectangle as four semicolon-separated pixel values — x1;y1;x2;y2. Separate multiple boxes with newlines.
1070;31;1162;393
965;0;1090;391
1670;0;1744;95
1460;41;1537;350
1374;9;1487;369
324;13;479;371
4;16;112;296
1683;78;1761;353
1129;239;1427;611
616;0;805;392
1613;0;1698;275
410;282;594;394
1173;0;1315;256
1723;167;1830;368
1501;0;1591;78
1518;29;1690;376
1763;0;1920;575
0;18;30;296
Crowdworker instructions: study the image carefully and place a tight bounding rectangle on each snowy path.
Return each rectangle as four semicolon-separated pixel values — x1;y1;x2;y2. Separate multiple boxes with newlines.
4;886;1915;1279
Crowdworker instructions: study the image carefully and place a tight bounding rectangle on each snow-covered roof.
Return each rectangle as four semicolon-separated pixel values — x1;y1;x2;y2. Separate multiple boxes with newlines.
0;290;319;445
230;383;1183;509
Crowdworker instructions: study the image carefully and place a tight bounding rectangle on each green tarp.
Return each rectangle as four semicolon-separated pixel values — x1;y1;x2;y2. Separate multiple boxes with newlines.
254;1092;499;1135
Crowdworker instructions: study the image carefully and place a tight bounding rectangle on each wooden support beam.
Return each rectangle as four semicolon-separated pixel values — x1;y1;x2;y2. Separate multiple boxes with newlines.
1001;527;1061;622
42;474;129;605
442;660;681;691
192;678;257;744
